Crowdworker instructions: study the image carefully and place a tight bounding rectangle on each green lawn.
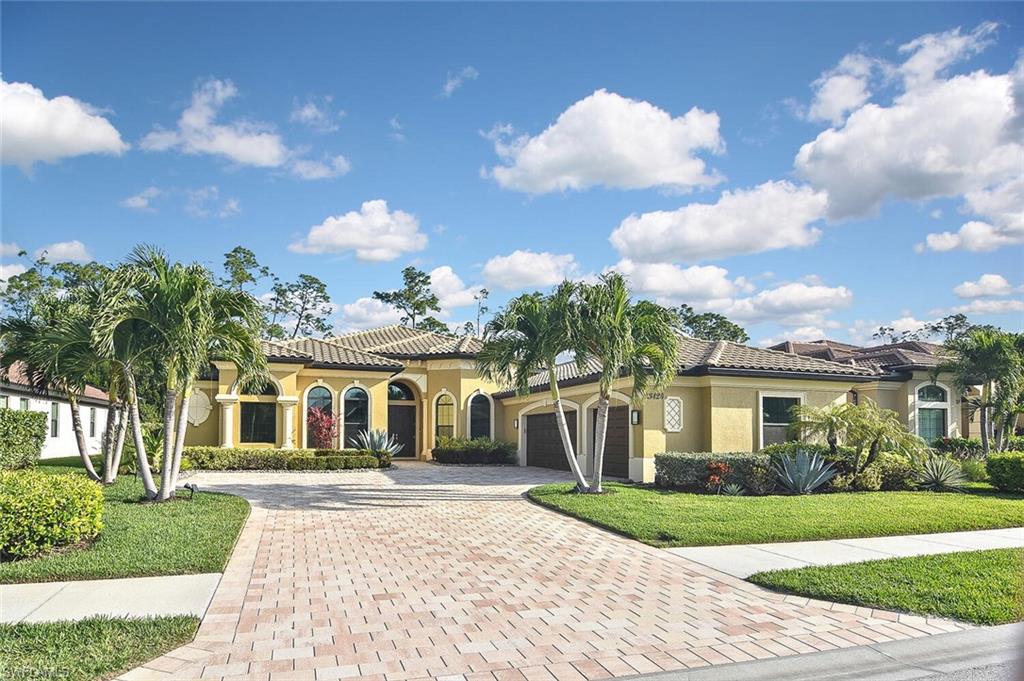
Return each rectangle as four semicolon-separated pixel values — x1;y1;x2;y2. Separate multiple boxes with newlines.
750;549;1024;625
528;482;1024;547
0;460;249;583
0;615;198;681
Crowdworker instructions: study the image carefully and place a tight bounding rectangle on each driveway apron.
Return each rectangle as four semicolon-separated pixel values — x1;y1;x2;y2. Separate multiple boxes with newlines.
120;463;968;681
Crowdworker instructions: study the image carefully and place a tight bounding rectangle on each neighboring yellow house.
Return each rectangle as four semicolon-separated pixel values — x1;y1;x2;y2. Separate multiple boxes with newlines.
185;325;972;483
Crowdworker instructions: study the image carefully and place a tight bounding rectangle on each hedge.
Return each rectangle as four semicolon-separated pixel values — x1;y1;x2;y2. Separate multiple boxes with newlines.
986;452;1024;493
0;469;104;560
432;437;517;465
655;452;775;495
181;447;381;471
0;408;47;471
931;437;984;460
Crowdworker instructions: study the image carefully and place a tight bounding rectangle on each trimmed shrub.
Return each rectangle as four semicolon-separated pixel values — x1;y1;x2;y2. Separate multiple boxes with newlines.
655;452;772;493
284;455;378;471
181;447;379;471
960;459;989;482
873;452;916;491
931;437;984;460
987;451;1024;492
0;408;47;470
0;469;104;560
432;437;517;465
828;467;882;493
761;442;860;475
1006;435;1024;452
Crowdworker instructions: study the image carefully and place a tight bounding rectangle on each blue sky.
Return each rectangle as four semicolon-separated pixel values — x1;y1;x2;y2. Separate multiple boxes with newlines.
2;2;1022;345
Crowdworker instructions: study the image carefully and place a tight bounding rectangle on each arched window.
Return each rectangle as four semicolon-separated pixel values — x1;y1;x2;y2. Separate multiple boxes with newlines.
918;385;947;402
343;388;369;447
917;383;949;442
436;393;455;439
469;394;491;439
306;386;333;448
388;382;415;401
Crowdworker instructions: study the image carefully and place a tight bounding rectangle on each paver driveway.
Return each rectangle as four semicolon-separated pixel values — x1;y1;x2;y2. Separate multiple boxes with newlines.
121;463;968;681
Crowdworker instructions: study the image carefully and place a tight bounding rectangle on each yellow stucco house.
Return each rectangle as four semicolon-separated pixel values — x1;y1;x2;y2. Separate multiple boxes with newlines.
186;325;970;483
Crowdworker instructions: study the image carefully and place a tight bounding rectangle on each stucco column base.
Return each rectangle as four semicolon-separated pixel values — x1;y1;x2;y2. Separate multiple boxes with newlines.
214;395;238;448
628;456;655;484
277;396;299;450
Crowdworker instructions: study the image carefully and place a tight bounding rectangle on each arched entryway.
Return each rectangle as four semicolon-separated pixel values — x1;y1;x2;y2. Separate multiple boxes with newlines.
387;381;418;458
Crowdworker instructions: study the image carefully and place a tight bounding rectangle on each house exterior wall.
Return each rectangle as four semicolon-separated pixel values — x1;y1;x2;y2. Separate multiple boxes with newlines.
0;390;109;459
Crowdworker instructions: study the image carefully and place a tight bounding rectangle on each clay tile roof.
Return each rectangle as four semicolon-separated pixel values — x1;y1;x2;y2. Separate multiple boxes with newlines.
1;360;110;404
494;335;872;397
269;338;403;370
329;324;483;358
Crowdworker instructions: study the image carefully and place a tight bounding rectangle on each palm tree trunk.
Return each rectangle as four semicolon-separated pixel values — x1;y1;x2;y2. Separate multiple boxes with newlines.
169;382;193;492
70;397;101;482
980;383;991;457
107;404;128;483
589;395;610;493
157;389;177;501
548;368;588;491
129;397;158;499
101;400;117;479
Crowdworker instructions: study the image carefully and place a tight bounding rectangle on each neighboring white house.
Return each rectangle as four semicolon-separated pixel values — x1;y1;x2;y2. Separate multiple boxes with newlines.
0;361;110;459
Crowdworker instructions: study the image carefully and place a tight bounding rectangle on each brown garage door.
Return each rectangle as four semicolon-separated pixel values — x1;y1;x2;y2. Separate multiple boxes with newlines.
591;406;629;478
526;411;577;470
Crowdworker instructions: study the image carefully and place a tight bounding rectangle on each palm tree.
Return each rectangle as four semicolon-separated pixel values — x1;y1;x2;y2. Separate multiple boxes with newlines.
0;300;105;481
575;274;677;492
935;328;1022;456
790;402;856;458
847;398;928;472
96;246;268;500
476;283;589;491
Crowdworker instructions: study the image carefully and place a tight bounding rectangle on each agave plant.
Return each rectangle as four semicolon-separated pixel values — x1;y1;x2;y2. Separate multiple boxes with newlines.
721;482;746;496
773;449;836;494
355;429;405;457
916;455;967;492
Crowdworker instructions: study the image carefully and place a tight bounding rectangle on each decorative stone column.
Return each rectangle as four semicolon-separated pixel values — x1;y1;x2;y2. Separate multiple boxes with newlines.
278;396;299;450
214;394;238;448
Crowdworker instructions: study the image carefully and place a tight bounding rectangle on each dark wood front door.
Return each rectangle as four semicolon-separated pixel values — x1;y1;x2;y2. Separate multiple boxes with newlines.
526;411;577;470
388;405;416;458
591;406;629;478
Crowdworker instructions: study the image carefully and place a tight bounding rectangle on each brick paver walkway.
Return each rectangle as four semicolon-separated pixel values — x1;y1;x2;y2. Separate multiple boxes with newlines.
120;463;969;681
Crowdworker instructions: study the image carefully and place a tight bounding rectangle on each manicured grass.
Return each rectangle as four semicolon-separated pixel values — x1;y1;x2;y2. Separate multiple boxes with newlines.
0;615;198;681
749;549;1024;625
0;461;249;583
528;482;1024;547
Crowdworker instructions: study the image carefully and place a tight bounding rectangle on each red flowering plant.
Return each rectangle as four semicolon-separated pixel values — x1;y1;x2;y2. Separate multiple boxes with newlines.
306;407;338;449
705;461;732;494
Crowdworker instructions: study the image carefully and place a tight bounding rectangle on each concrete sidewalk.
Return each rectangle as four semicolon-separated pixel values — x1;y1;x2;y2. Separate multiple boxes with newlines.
667;527;1024;578
633;621;1024;681
0;573;221;623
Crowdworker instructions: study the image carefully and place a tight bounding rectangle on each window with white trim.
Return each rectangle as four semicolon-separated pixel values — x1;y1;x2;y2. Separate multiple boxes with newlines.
761;396;799;446
50;402;59;438
89;408;97;437
663;397;683;432
917;384;949;442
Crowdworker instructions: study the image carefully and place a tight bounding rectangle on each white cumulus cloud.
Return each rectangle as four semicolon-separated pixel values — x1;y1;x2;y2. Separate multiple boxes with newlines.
184;186;241;219
0;242;24;258
1;78;129;173
0;263;27;282
953;273;1015;298
610;181;827;263
429;266;483;310
486;89;723;194
713;281;854;326
289;155;351;180
290;96;344;133
335;297;404;332
949;299;1024;315
795;22;1020;223
441;66;479;98
34;240;93;264
607;259;742;301
119;186;163;212
919;177;1024;252
289;200;427;261
807;53;876;125
482;250;580;290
